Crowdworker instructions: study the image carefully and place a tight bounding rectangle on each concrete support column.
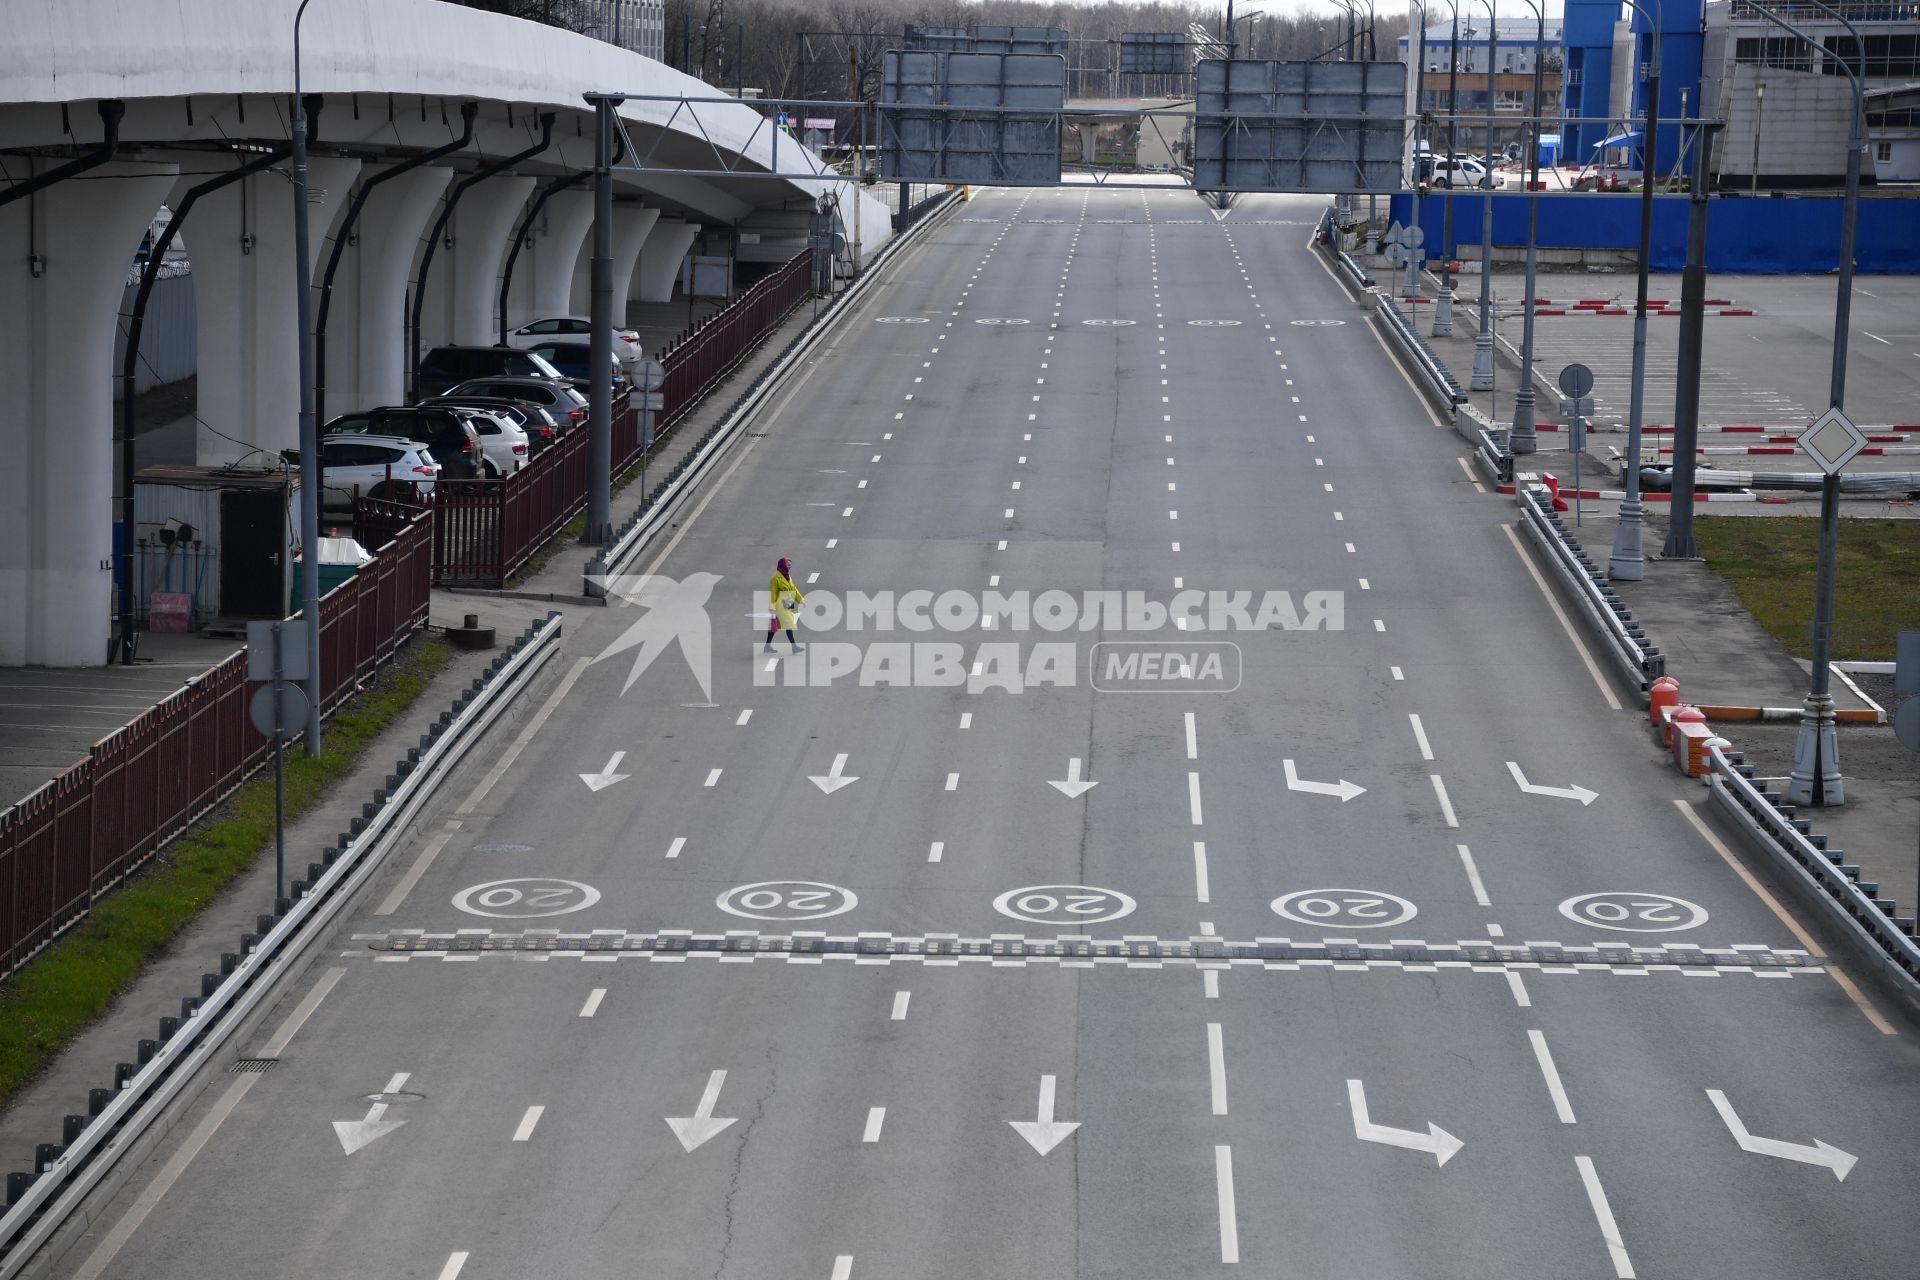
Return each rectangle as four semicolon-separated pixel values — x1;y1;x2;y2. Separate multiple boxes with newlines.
419;175;533;348
332;164;452;412
190;155;361;464
572;205;659;317
513;186;598;327
0;161;180;666
634;218;700;304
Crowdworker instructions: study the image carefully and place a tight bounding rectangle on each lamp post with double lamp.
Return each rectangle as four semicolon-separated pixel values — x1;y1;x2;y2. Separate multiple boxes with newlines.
1468;0;1498;392
290;0;323;756
1605;0;1661;583
1742;0;1868;806
1424;0;1461;337
1507;0;1546;453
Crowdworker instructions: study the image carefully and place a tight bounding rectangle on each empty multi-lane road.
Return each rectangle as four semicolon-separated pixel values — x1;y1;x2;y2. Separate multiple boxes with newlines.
63;187;1920;1279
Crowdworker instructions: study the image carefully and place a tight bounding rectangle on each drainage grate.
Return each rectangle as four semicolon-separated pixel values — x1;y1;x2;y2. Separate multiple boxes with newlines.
228;1058;278;1074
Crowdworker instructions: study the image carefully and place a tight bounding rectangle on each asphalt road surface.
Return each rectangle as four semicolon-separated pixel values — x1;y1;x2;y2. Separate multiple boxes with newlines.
63;188;1920;1280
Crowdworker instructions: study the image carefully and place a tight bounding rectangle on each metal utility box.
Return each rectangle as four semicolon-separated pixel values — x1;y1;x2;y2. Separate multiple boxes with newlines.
131;464;299;626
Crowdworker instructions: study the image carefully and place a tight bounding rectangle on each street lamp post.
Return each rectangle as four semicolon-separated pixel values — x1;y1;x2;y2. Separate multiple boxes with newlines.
1469;0;1497;392
1743;0;1868;806
1508;0;1545;453
291;0;323;757
1752;80;1765;192
1606;0;1661;583
1431;1;1461;337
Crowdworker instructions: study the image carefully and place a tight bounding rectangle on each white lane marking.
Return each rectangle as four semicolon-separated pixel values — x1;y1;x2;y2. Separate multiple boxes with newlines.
513;1105;545;1142
1215;1146;1240;1264
1359;578;1370;590
375;827;459;917
1505;970;1533;1007
1207;1023;1229;1115
826;538;838;548
989;575;1000;587
666;837;687;860
1430;775;1459;827
1487;922;1505;937
1457;844;1491;906
928;841;945;863
807;573;820;583
997;540;1008;550
580;988;606;1018
1345;542;1356;553
1372;618;1384;632
945;772;959;791
831;1258;854;1280
736;709;752;725
1391;666;1405;681
704;769;723;787
1409;714;1433;760
863;1107;887;1142
71;969;347;1280
1171;541;1181;552
1529;1031;1577;1124
1188;772;1204;825
960;712;973;729
891;991;911;1020
1575;1156;1637;1278
1184;711;1198;759
436;1254;471;1280
1500;525;1623;711
1193;841;1211;903
841;507;853;517
1203;969;1220;999
1335;512;1345;522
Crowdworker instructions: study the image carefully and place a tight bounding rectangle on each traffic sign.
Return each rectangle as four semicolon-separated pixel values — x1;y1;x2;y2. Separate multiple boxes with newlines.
635;391;665;411
1559;397;1594;419
246;619;307;680
1798;406;1869;475
1557;363;1594;398
249;681;310;742
632;356;666;393
1383;243;1407;267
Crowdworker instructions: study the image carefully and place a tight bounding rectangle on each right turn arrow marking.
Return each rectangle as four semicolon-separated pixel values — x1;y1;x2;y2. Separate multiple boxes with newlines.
1706;1088;1856;1181
1284;759;1366;802
667;1070;739;1153
1506;761;1598;806
1347;1078;1462;1167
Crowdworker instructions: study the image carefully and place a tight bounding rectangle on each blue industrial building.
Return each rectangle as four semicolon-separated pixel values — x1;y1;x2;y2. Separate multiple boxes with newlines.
1559;0;1619;160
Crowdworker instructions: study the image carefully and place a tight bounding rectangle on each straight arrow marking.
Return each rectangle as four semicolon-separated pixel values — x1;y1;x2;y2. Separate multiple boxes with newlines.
666;1069;739;1152
809;753;859;794
1705;1089;1856;1180
579;751;629;792
1506;761;1598;806
1048;757;1098;798
1283;759;1366;802
334;1072;409;1155
1346;1078;1462;1167
1009;1073;1081;1155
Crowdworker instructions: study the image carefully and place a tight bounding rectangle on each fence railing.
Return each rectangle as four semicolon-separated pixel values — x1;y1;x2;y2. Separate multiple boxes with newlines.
656;250;814;437
0;509;433;980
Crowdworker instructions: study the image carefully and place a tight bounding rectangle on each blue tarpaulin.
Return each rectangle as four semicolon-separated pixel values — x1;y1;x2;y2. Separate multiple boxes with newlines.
1595;131;1642;149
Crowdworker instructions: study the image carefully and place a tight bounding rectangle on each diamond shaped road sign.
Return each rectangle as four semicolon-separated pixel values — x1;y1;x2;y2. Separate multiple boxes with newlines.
1799;406;1869;476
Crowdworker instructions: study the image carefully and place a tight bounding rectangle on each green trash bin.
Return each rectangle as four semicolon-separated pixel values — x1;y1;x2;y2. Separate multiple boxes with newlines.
290;537;373;613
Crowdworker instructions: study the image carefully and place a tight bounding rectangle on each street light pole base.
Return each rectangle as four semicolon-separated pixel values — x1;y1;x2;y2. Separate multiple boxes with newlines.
1510;387;1537;454
1786;697;1844;806
1470;332;1494;391
1608;498;1645;581
1432;284;1454;338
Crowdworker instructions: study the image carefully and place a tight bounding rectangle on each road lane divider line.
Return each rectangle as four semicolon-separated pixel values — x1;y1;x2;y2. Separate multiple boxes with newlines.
1430;775;1460;828
928;841;945;863
580;989;606;1018
1207;1023;1229;1115
1574;1156;1637;1279
863;1107;886;1142
1193;842;1211;904
1215;1146;1240;1264
1505;971;1532;1006
1499;524;1623;711
666;837;687;860
436;1253;470;1280
1409;714;1434;760
1457;845;1491;906
831;1255;854;1280
1185;711;1198;759
513;1106;545;1142
1528;1030;1577;1123
705;769;723;787
891;991;911;1020
1188;773;1204;825
1204;969;1220;999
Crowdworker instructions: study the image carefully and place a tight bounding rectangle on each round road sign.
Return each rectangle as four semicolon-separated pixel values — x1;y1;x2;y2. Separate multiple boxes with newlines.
248;682;310;741
1557;363;1595;398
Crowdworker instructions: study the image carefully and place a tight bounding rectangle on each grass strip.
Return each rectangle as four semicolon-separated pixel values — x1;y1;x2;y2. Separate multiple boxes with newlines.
1692;516;1920;661
0;636;455;1110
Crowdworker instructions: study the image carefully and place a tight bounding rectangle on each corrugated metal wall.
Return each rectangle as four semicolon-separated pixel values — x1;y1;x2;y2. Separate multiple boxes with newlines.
112;265;197;396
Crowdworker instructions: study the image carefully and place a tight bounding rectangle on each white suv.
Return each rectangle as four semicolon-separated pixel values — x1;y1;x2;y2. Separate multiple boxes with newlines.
1430;156;1493;189
313;435;441;510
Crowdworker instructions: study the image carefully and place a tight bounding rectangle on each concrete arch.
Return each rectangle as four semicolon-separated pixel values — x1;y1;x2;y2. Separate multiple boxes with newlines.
636;219;702;305
331;163;454;414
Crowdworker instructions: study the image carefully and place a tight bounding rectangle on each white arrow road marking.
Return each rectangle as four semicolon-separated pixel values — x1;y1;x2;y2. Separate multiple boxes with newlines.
667;1070;739;1152
1705;1089;1857;1181
1009;1074;1081;1156
1284;759;1366;802
579;751;629;792
1506;761;1599;806
1346;1078;1463;1167
334;1072;409;1155
809;753;860;794
1048;758;1098;798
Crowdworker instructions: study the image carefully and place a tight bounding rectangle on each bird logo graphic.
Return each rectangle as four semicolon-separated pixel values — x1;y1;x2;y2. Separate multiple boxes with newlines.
587;573;722;701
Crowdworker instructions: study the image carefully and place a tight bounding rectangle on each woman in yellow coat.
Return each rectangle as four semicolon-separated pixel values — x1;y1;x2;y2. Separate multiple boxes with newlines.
765;556;806;653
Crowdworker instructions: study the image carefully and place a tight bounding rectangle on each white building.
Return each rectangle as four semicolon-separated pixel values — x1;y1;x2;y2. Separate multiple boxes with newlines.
591;0;666;64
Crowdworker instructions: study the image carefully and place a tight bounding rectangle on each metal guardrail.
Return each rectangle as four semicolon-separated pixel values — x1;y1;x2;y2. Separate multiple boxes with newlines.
1372;297;1466;417
586;187;963;588
1475;428;1514;487
1516;487;1666;698
1705;741;1920;1003
0;613;564;1276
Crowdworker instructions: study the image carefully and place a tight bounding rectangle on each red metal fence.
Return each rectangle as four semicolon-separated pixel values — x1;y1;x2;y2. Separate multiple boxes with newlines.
0;509;433;980
655;249;814;437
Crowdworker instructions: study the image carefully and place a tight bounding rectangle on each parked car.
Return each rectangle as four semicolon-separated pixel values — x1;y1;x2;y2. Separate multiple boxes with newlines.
1429;156;1494;189
523;339;630;390
414;345;567;400
459;407;530;477
422;394;559;458
322;406;482;479
443;376;591;432
295;435;441;511
505;316;644;362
